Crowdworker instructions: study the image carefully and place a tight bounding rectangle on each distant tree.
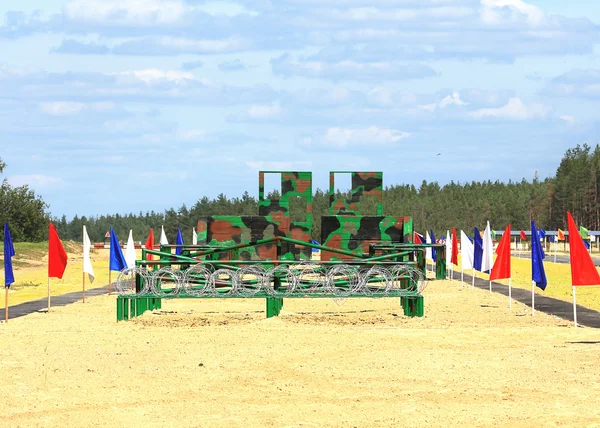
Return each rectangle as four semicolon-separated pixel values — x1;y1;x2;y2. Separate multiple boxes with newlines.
0;158;50;241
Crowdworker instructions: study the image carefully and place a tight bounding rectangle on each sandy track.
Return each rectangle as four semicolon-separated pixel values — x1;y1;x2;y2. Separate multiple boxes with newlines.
0;280;598;427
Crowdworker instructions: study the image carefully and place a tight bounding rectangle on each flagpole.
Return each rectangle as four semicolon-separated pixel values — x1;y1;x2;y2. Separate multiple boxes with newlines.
554;240;557;263
4;287;8;323
573;286;578;327
472;269;475;291
489;278;492;293
108;269;112;294
47;277;51;312
461;265;464;285
508;278;512;309
82;271;86;303
531;280;535;316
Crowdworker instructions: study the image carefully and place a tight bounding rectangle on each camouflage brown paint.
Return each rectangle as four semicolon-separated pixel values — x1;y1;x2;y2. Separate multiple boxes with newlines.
259;171;313;260
329;171;383;216
320;215;408;261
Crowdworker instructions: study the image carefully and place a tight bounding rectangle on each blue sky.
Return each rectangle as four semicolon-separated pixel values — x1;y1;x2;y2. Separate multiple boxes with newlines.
1;0;599;218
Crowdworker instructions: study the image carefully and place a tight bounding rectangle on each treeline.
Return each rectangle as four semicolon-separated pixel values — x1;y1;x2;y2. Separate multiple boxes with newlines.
54;179;553;243
0;159;51;241
2;144;600;242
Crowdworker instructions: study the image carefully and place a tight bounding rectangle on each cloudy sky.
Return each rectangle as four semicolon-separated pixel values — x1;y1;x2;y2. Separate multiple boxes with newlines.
1;0;599;217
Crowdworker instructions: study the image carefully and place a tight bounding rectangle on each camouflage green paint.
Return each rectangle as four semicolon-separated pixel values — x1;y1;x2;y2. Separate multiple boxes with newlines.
329;171;383;216
196;215;289;261
320;215;407;261
259;171;313;260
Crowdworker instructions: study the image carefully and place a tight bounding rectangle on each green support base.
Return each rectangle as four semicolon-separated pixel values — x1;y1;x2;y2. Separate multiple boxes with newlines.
266;297;284;318
117;296;162;321
402;295;424;317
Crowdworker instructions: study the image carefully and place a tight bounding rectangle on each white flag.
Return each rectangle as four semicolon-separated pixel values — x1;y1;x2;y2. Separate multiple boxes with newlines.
425;231;432;260
461;230;474;270
83;225;95;283
192;227;198;245
125;230;136;269
160;225;169;246
445;229;452;266
482;221;494;273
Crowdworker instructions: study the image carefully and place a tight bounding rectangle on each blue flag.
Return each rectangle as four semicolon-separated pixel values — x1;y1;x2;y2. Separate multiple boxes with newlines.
311;240;320;253
430;230;437;262
176;227;184;255
531;220;547;290
549;236;555;243
473;227;483;271
583;239;590;250
109;228;127;271
539;229;546;239
4;223;15;288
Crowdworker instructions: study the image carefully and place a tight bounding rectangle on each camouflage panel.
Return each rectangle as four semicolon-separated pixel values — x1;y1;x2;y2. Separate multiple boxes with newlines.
320;215;405;261
402;216;413;243
196;218;208;245
329;172;383;216
198;215;290;261
259;171;313;260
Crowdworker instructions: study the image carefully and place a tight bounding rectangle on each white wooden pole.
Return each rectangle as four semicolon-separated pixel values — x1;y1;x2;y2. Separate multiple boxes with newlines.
461;266;464;285
47;277;51;312
472;269;475;291
489;279;492;294
573;286;578;328
531;280;535;316
554;240;557;263
508;278;512;309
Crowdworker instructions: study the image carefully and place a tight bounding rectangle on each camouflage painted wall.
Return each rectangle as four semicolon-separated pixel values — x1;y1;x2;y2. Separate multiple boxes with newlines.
329;171;383;216
196;215;289;260
259;171;313;259
195;171;313;261
320;215;411;261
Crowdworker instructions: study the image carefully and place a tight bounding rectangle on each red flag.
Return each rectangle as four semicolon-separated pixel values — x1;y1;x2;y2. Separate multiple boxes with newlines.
451;227;458;265
490;225;511;280
557;228;565;241
414;232;423;244
567;212;600;286
48;223;68;279
520;230;527;240
145;228;154;261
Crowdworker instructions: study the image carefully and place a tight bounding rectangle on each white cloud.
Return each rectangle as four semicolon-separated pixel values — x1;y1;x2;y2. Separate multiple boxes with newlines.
245;160;312;170
7;174;66;189
469;97;550;120
560;115;575;124
272;54;437;81
39;101;117;116
39;101;86;116
322;126;410;147
63;0;188;26
420;92;468;112
246;103;281;120
332;6;475;22
480;0;545;26
114;69;196;85
112;36;251;55
177;130;208;141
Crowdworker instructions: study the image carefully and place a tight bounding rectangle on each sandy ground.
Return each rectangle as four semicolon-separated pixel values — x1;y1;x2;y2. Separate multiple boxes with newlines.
0;280;599;427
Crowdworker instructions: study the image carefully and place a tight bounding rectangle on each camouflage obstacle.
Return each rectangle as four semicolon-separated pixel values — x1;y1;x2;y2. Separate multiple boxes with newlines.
115;171;446;321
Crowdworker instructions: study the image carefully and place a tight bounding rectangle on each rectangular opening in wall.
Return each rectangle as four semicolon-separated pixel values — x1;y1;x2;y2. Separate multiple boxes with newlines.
263;173;281;200
289;196;307;222
333;172;352;200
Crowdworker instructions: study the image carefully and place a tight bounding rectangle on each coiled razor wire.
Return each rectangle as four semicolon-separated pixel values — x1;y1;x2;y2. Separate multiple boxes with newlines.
117;263;426;298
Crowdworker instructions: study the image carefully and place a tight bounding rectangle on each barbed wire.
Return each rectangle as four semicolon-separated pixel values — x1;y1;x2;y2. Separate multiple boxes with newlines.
115;263;426;298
